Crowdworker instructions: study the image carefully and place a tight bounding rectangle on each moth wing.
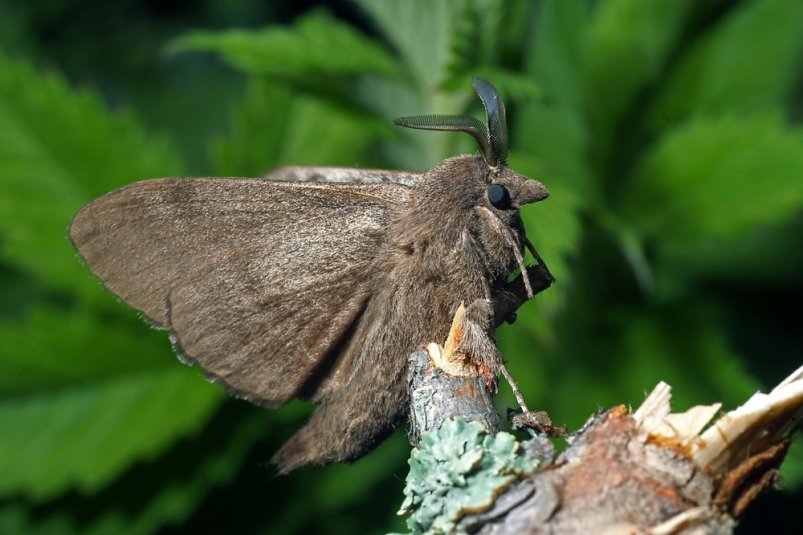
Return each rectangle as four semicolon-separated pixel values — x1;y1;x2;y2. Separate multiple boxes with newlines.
69;175;413;406
266;165;420;186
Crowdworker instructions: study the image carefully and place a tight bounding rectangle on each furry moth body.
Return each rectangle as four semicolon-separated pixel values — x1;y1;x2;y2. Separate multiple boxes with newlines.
69;79;551;472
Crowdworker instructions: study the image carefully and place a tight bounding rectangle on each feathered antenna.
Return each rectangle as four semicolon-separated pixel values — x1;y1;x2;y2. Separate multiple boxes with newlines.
393;78;508;167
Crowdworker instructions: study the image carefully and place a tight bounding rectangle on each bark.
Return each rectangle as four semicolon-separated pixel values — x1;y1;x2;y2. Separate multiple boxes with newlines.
402;331;803;534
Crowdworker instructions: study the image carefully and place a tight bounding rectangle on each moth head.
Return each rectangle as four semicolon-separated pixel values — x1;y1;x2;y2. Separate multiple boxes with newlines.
394;77;547;204
483;165;548;211
395;79;549;292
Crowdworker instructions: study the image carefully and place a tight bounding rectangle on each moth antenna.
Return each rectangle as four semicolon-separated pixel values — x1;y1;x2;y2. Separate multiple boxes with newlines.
477;207;533;299
471;78;508;167
393;115;492;164
393;78;509;167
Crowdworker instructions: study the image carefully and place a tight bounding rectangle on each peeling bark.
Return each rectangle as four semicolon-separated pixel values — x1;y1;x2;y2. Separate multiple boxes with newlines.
402;324;803;534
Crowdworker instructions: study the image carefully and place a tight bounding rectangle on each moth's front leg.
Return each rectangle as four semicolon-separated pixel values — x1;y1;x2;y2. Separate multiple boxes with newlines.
458;298;503;372
451;298;534;414
492;264;554;327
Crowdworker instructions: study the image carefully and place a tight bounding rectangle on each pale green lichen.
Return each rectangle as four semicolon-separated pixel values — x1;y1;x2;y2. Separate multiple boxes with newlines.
396;418;538;534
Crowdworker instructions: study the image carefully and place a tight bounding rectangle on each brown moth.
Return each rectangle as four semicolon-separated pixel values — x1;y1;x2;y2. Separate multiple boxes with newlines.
69;78;552;473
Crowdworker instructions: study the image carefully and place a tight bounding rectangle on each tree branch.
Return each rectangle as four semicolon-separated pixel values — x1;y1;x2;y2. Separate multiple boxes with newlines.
399;321;803;534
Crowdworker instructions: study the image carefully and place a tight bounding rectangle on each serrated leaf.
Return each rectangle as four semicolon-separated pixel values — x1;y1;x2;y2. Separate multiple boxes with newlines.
0;52;227;504
213;77;391;176
0;52;183;306
0;306;169;395
0;409;267;535
355;0;460;90
356;0;482;167
650;0;803;127
624;114;803;247
0;365;221;500
170;11;401;78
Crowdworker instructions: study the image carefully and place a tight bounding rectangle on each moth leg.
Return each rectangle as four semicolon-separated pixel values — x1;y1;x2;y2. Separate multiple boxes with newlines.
490;264;554;329
525;237;552;278
498;363;531;414
459;298;502;371
460;300;533;414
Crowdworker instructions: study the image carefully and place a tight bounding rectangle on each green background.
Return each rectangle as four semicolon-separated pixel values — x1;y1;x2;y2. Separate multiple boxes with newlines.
1;0;801;533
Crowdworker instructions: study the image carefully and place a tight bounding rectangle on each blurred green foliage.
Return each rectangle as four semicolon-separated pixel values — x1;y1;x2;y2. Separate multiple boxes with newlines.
0;0;801;533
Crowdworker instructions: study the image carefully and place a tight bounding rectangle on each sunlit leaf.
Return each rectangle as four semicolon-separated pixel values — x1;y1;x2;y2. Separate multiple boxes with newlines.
0;53;183;306
355;0;461;91
624;114;803;246
0;364;220;499
212;78;391;176
0;307;168;395
0;52;224;503
650;0;803;127
169;11;401;78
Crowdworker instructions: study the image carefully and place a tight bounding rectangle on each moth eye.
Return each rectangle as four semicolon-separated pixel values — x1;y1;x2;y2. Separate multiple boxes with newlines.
486;184;511;210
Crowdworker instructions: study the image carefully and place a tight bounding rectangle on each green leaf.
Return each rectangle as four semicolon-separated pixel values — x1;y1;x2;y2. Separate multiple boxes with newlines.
781;438;803;489
277;97;389;167
0;364;220;500
652;219;803;285
505;1;591;326
211;80;294;176
525;0;588;114
0;52;183;306
311;432;409;512
0;408;267;535
612;308;760;409
439;0;491;86
0;52;225;503
169;11;401;78
212;78;390;176
355;0;461;90
517;155;584;285
517;0;591;218
0;306;169;395
582;0;698;165
356;0;482;167
543;305;760;430
505;153;583;328
650;0;803;127
624;114;803;248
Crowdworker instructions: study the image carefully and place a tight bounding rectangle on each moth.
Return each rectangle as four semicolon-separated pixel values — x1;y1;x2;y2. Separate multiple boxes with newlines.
69;78;552;473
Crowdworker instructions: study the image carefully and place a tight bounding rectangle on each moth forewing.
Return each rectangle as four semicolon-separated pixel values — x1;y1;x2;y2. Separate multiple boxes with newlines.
69;176;407;407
